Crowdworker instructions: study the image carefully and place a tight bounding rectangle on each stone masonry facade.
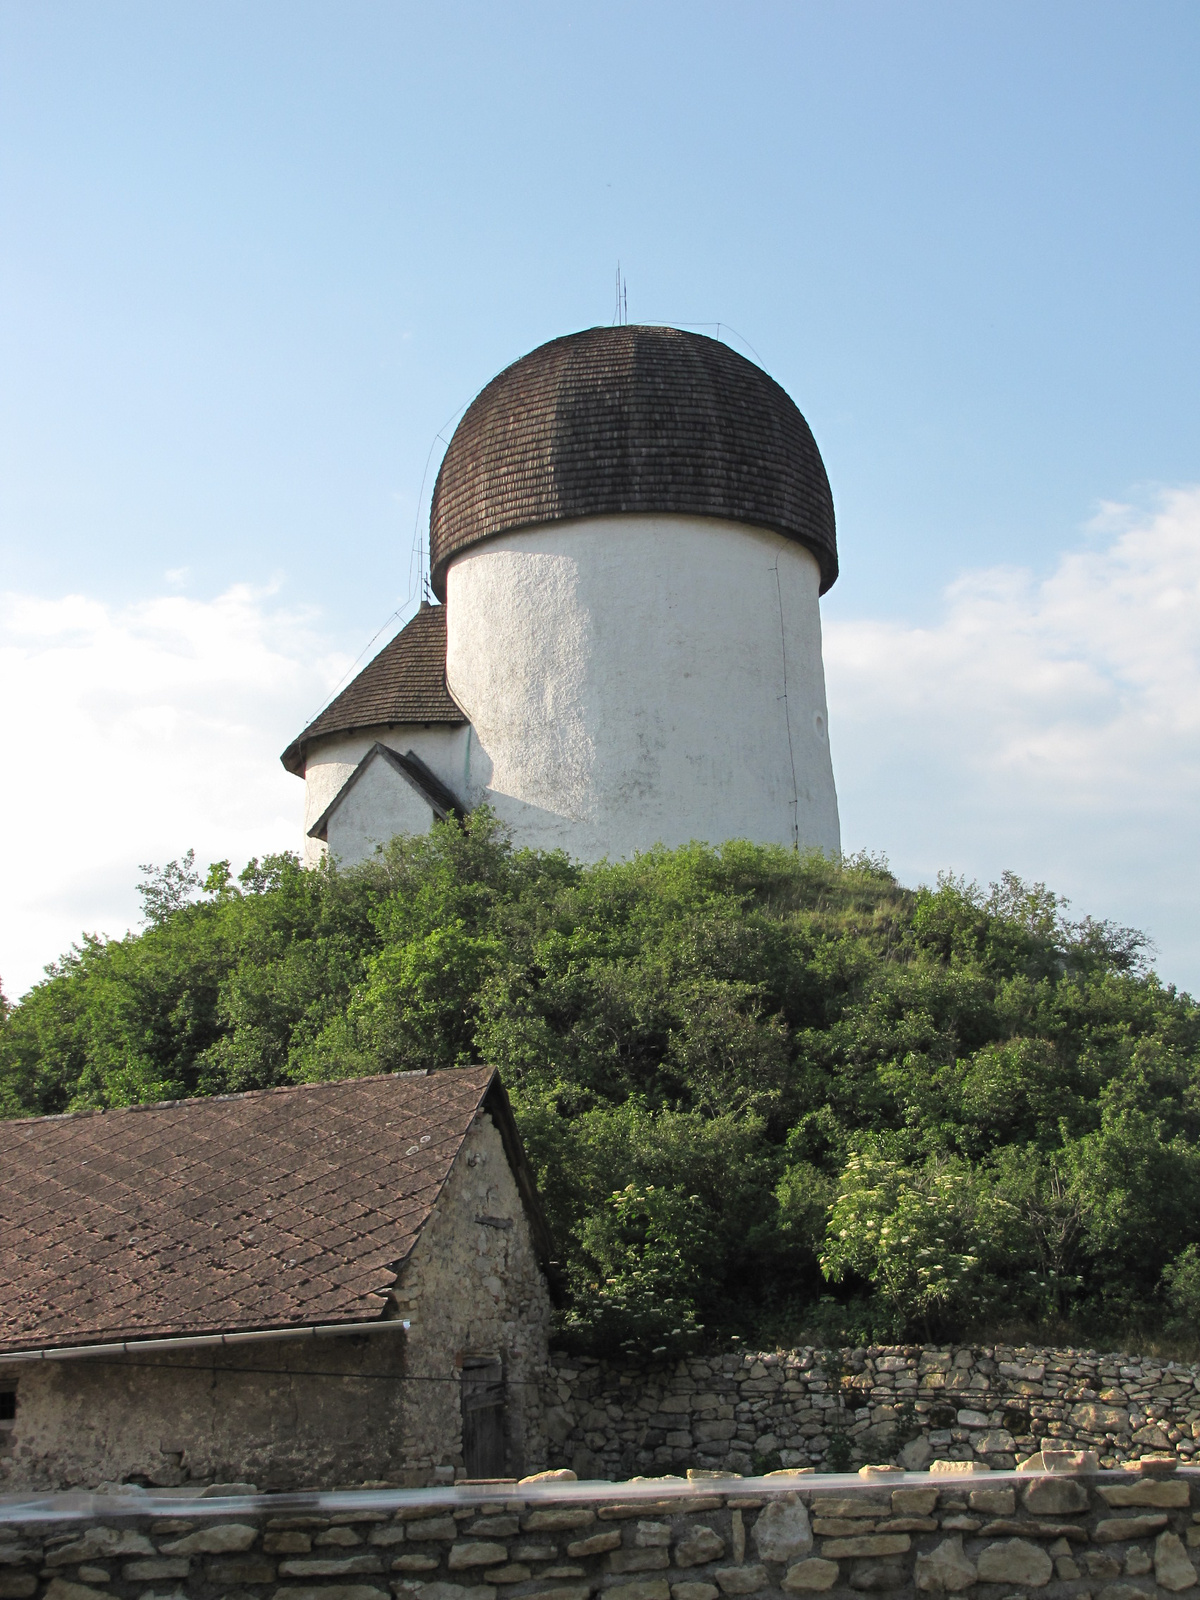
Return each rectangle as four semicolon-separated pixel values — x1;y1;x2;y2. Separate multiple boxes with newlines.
5;1462;1200;1600
544;1345;1200;1482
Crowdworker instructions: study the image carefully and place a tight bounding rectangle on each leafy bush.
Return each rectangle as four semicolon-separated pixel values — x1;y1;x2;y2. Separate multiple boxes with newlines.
3;815;1199;1349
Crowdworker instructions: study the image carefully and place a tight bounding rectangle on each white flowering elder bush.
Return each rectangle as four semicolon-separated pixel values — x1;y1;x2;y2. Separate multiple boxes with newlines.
820;1148;1014;1336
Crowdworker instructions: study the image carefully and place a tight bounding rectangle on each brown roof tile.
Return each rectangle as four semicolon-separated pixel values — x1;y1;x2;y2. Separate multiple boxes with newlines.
430;325;838;600
0;1065;499;1353
281;603;465;776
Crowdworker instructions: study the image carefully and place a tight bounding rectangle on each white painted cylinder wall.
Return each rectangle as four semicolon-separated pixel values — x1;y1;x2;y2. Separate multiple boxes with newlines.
444;514;840;861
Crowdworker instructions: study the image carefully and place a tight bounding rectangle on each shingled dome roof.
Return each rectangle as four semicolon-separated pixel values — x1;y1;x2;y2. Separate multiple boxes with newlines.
430;325;837;599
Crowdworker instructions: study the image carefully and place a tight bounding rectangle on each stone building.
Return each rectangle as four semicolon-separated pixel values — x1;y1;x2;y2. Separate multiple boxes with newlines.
283;325;842;868
0;1066;555;1491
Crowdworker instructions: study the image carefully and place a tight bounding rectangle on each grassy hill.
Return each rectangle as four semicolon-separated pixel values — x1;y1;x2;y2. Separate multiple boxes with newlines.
4;813;1199;1355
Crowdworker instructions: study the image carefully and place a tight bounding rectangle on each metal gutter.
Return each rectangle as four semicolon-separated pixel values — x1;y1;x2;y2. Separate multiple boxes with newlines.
0;1318;410;1366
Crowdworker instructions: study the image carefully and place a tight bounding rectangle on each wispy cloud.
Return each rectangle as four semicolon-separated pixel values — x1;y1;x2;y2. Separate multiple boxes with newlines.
825;487;1200;992
0;585;347;999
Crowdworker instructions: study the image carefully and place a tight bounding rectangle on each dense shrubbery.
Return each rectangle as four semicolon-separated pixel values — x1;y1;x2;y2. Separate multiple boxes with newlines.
3;814;1198;1353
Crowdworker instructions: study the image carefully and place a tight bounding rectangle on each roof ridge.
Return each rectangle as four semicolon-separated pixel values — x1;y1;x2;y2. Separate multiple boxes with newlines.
0;1065;495;1128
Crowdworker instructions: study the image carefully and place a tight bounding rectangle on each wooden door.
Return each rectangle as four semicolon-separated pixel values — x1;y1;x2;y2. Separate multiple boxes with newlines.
462;1356;506;1479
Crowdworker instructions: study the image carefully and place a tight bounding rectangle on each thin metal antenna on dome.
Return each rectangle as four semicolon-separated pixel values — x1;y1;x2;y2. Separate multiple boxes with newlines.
613;263;628;325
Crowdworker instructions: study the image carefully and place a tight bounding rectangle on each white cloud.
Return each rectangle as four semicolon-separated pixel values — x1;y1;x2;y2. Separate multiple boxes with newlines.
6;491;1200;1004
0;585;349;1000
825;486;1200;993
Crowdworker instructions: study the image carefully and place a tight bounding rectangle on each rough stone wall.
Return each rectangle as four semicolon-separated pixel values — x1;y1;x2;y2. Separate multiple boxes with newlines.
3;1465;1200;1600
0;1112;553;1492
545;1345;1200;1481
0;1333;411;1494
392;1110;555;1481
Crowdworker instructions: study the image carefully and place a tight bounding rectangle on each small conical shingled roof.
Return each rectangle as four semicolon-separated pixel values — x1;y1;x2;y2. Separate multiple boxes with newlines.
281;603;464;776
430;324;837;599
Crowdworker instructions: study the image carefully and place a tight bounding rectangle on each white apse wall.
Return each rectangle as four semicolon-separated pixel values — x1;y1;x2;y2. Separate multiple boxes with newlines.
443;513;840;862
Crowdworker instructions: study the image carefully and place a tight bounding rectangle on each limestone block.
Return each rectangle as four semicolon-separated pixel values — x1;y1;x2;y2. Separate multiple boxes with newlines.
394;1557;441;1572
48;1529;157;1565
603;1583;671;1600
939;1517;981;1534
955;1410;989;1428
270;1533;316;1553
810;1499;879;1519
1156;1532;1199;1592
673;1529;726;1568
1021;1476;1089;1514
448;1545;509;1571
967;1488;1014;1515
1071;1402;1131;1432
1056;1556;1081;1581
568;1533;622;1557
42;1584;110;1600
636;1523;672;1548
913;1536;977;1593
74;1571;108;1586
751;1499;813;1563
973;1430;1015;1454
878;1517;938;1534
0;1578;36;1600
712;1564;769;1595
1085;1551;1123;1578
405;1519;459;1541
672;1583;720;1600
1101;1480;1191;1508
975;1539;1053;1587
780;1559;839;1592
979;1518;1085;1542
281;1557;386;1577
523;1510;596;1533
928;1461;989;1477
900;1439;933;1471
160;1524;259;1556
813;1518;872;1537
1095;1515;1171;1542
484;1566;531;1583
819;1536;910;1559
513;1544;559;1561
543;1566;586;1580
610;1550;670;1574
123;1560;191;1580
891;1490;937;1516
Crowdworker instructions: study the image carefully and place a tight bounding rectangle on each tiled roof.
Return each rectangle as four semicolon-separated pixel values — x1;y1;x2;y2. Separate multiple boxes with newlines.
430;325;838;600
282;604;465;776
0;1066;499;1354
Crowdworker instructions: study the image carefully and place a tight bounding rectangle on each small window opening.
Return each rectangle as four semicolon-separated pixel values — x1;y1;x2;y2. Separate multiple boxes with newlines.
0;1392;15;1422
461;1356;505;1479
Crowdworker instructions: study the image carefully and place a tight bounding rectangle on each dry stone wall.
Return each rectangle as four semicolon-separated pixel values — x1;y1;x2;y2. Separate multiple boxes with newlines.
544;1346;1200;1481
4;1465;1200;1600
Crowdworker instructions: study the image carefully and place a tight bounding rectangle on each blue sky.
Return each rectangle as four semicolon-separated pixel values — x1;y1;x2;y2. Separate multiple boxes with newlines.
3;2;1200;996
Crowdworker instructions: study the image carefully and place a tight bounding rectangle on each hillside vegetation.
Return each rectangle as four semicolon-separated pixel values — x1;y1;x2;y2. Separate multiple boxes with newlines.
3;815;1199;1355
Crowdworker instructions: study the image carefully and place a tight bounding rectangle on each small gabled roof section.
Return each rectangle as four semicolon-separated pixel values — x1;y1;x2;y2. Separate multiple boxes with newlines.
306;743;465;844
282;603;466;777
0;1066;558;1357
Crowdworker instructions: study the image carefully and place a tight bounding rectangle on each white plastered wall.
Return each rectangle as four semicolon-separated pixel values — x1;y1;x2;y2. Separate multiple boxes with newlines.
323;754;437;869
301;725;472;868
443;513;840;861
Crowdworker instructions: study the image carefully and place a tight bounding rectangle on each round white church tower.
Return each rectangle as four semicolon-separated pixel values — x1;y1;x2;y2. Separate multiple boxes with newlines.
284;326;841;866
